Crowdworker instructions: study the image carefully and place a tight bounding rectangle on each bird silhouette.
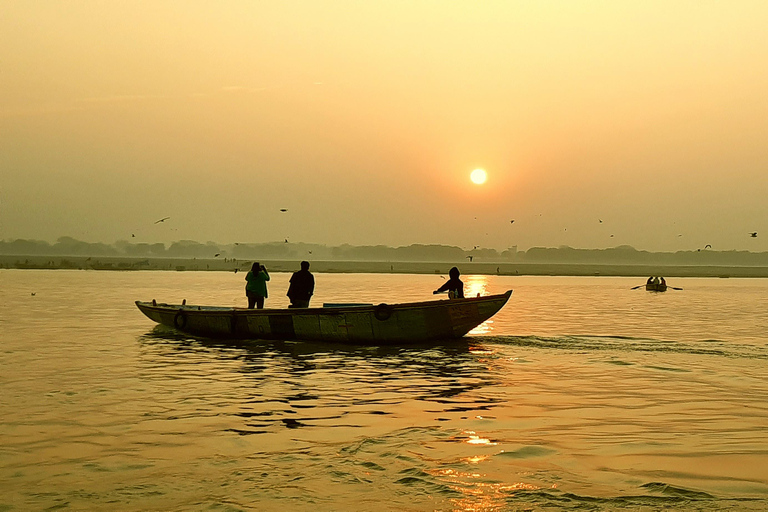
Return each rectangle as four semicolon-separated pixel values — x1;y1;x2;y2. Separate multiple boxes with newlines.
750;232;758;237
705;244;712;249
284;238;289;243
599;219;603;223
280;209;288;212
131;233;136;237
510;220;515;224
214;253;220;257
466;255;474;262
154;216;170;224
31;292;36;296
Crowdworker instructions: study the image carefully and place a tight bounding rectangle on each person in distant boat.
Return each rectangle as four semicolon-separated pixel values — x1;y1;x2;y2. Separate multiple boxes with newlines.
660;277;666;286
434;266;464;299
652;276;661;285
287;260;315;308
646;276;654;285
245;262;270;309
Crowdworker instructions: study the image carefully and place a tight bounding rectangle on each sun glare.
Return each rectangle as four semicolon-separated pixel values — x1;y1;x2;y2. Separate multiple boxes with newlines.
470;168;487;185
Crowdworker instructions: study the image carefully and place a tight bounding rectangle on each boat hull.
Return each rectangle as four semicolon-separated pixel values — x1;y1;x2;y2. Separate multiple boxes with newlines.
646;283;667;292
135;291;512;344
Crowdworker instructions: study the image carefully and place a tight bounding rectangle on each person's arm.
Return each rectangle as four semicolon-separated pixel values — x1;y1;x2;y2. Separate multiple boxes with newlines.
262;268;270;281
309;275;315;296
434;281;450;294
287;278;295;298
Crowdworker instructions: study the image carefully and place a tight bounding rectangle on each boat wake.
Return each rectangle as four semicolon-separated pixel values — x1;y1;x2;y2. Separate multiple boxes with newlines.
478;334;768;361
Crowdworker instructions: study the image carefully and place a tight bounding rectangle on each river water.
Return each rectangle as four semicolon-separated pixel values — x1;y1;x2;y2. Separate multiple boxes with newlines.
1;270;766;511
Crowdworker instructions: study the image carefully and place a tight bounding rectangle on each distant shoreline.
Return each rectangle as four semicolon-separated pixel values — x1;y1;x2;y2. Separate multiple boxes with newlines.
2;255;768;278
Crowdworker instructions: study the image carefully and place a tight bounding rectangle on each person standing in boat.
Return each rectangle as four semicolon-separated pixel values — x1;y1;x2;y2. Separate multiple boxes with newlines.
433;266;464;299
245;262;270;309
287;260;315;308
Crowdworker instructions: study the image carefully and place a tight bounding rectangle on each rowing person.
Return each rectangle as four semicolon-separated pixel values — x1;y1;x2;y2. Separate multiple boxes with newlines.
434;266;465;299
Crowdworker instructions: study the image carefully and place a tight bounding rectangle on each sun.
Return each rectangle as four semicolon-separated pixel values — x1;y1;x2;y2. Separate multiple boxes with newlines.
470;168;487;185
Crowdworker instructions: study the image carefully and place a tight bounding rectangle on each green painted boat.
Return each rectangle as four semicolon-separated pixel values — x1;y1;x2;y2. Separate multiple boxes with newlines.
135;290;512;344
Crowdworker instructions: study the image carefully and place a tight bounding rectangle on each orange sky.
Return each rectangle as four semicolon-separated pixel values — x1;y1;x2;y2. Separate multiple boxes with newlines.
2;1;768;252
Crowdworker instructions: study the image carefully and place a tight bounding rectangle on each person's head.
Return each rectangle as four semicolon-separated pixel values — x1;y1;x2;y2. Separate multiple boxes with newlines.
300;260;310;271
251;262;260;273
449;266;460;279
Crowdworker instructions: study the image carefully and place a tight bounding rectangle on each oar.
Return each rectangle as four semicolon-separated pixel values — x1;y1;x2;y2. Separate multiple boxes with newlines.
668;286;683;290
630;284;646;290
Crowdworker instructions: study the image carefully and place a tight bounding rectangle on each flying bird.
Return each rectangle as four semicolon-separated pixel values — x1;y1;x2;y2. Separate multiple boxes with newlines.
705;244;712;249
750;232;758;237
214;253;220;257
285;238;289;243
131;233;136;237
466;255;474;262
280;209;288;212
510;220;515;224
599;219;603;223
154;216;170;224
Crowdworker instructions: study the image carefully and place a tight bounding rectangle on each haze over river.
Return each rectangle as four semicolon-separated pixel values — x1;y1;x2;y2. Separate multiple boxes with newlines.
1;270;766;511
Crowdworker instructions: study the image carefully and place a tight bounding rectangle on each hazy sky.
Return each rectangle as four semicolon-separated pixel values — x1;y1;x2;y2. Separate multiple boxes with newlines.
2;1;768;252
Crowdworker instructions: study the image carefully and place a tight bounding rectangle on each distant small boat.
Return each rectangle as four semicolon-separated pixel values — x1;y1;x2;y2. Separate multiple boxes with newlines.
646;283;667;292
135;290;512;344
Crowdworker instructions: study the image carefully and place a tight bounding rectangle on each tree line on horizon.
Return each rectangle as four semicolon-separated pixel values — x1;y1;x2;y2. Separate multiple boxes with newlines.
2;237;768;266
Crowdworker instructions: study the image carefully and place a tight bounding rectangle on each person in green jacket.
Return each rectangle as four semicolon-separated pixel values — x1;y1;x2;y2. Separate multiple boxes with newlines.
245;262;270;309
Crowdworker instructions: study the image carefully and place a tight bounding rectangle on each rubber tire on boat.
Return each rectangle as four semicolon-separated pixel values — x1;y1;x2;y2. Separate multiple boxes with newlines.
374;303;393;321
174;310;187;330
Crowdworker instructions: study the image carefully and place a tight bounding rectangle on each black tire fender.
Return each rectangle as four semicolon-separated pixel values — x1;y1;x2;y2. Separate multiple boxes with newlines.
374;303;393;321
174;310;187;330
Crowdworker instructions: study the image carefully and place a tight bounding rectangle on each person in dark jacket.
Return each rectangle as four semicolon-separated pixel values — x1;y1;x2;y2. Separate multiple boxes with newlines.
434;266;464;299
245;262;270;309
287;261;315;308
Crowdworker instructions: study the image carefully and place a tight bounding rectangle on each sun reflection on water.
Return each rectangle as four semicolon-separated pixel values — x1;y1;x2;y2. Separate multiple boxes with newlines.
464;275;497;335
460;430;496;446
465;275;489;298
448;480;543;512
431;464;542;512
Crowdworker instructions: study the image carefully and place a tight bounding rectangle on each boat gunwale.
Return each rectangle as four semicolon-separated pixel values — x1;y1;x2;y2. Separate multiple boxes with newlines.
135;290;512;316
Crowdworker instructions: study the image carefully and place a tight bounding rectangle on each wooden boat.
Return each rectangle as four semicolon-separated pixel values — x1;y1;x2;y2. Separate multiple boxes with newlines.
135;290;512;344
645;283;667;292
